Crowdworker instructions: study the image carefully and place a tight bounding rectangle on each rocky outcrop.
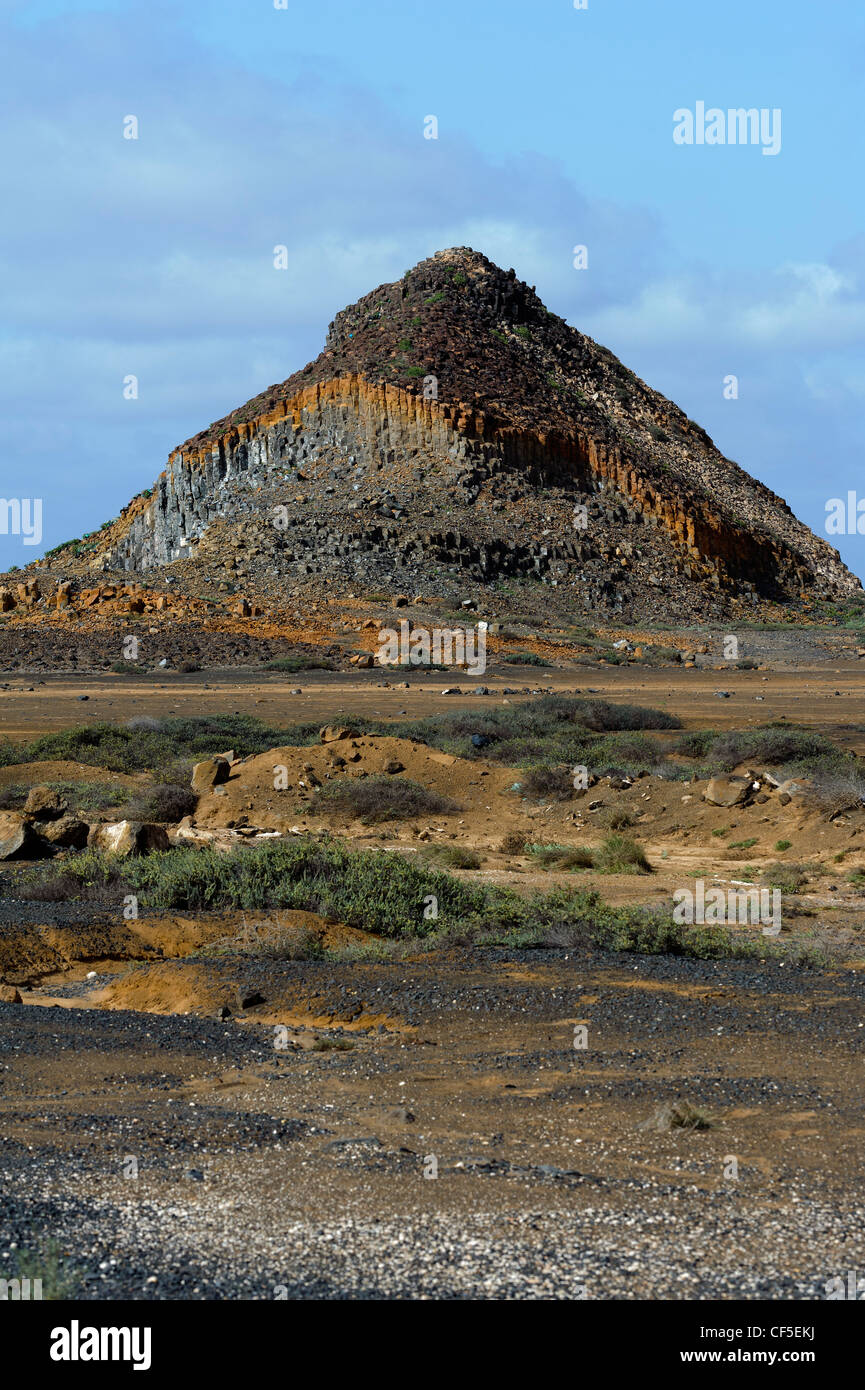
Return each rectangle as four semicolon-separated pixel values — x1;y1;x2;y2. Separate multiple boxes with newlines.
31;248;863;618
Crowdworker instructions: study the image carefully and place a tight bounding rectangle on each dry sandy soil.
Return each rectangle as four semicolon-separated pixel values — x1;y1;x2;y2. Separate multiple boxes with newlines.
1;661;864;1300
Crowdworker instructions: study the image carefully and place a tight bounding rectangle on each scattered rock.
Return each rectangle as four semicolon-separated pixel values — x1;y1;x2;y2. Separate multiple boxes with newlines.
320;725;359;743
703;776;751;808
39;815;89;849
639;1100;713;1132
24;786;68;820
87;820;170;857
191;757;231;793
0;811;37;861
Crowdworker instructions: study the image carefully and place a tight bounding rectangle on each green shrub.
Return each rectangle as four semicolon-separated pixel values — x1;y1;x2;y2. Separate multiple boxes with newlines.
675;730;718;758
593;834;652;875
11;840;816;964
309;775;458;823
522;765;574;801
390;695;678;767
37;839;486;938
709;725;842;772
110;661;149;675
420;844;482;870
501;650;551;666
763;863;810;894
529;843;594;871
122;783;198;823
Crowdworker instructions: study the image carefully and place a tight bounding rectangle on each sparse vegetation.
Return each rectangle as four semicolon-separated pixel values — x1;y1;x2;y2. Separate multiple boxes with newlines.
529;843;595;871
500;650;551;666
11;838;825;963
122;783;198;824
309;776;459;823
522;765;574;801
3;1238;80;1300
265;655;336;673
420;844;482;870
110;661;150;675
499;831;528;855
593;834;652;875
762;863;811;894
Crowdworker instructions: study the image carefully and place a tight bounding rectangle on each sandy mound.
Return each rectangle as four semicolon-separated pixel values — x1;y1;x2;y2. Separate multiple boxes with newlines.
193;734;514;832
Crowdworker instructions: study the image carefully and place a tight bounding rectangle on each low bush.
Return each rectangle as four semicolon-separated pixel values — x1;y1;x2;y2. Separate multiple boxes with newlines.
500;651;551;666
309;775;459;824
122;783;198;823
10;839;819;963
527;843;591;870
593;834;652;875
265;655;336;673
521;765;574;801
420;844;482;870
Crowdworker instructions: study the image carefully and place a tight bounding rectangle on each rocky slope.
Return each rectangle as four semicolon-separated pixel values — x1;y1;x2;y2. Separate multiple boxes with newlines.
11;248;863;624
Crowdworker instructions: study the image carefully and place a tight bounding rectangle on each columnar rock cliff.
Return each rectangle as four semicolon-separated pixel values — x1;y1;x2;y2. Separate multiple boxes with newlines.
76;249;862;619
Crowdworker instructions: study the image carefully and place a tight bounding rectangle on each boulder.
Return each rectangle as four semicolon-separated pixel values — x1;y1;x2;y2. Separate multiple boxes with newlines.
320;726;359;744
776;778;810;807
38;815;89;849
24;785;68;821
0;811;36;860
0;984;22;1004
703;776;751;808
191;757;231;793
16;580;40;605
88;820;169;856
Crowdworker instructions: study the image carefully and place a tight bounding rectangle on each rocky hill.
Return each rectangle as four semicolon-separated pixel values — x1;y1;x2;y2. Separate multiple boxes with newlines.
10;248;863;625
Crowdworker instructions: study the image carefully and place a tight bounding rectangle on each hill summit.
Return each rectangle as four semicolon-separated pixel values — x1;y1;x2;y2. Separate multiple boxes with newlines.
42;248;863;621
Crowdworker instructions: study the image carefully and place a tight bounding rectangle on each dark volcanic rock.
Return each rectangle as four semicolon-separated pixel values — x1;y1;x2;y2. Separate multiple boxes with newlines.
9;249;862;626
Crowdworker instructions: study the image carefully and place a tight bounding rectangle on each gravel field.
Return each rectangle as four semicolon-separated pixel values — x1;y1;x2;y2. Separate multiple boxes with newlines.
2;944;863;1301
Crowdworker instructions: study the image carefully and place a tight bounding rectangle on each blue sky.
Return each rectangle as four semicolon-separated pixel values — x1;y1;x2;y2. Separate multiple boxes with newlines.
2;0;864;579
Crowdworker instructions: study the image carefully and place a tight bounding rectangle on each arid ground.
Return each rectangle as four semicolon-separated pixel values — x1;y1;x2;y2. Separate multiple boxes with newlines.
1;652;864;1300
